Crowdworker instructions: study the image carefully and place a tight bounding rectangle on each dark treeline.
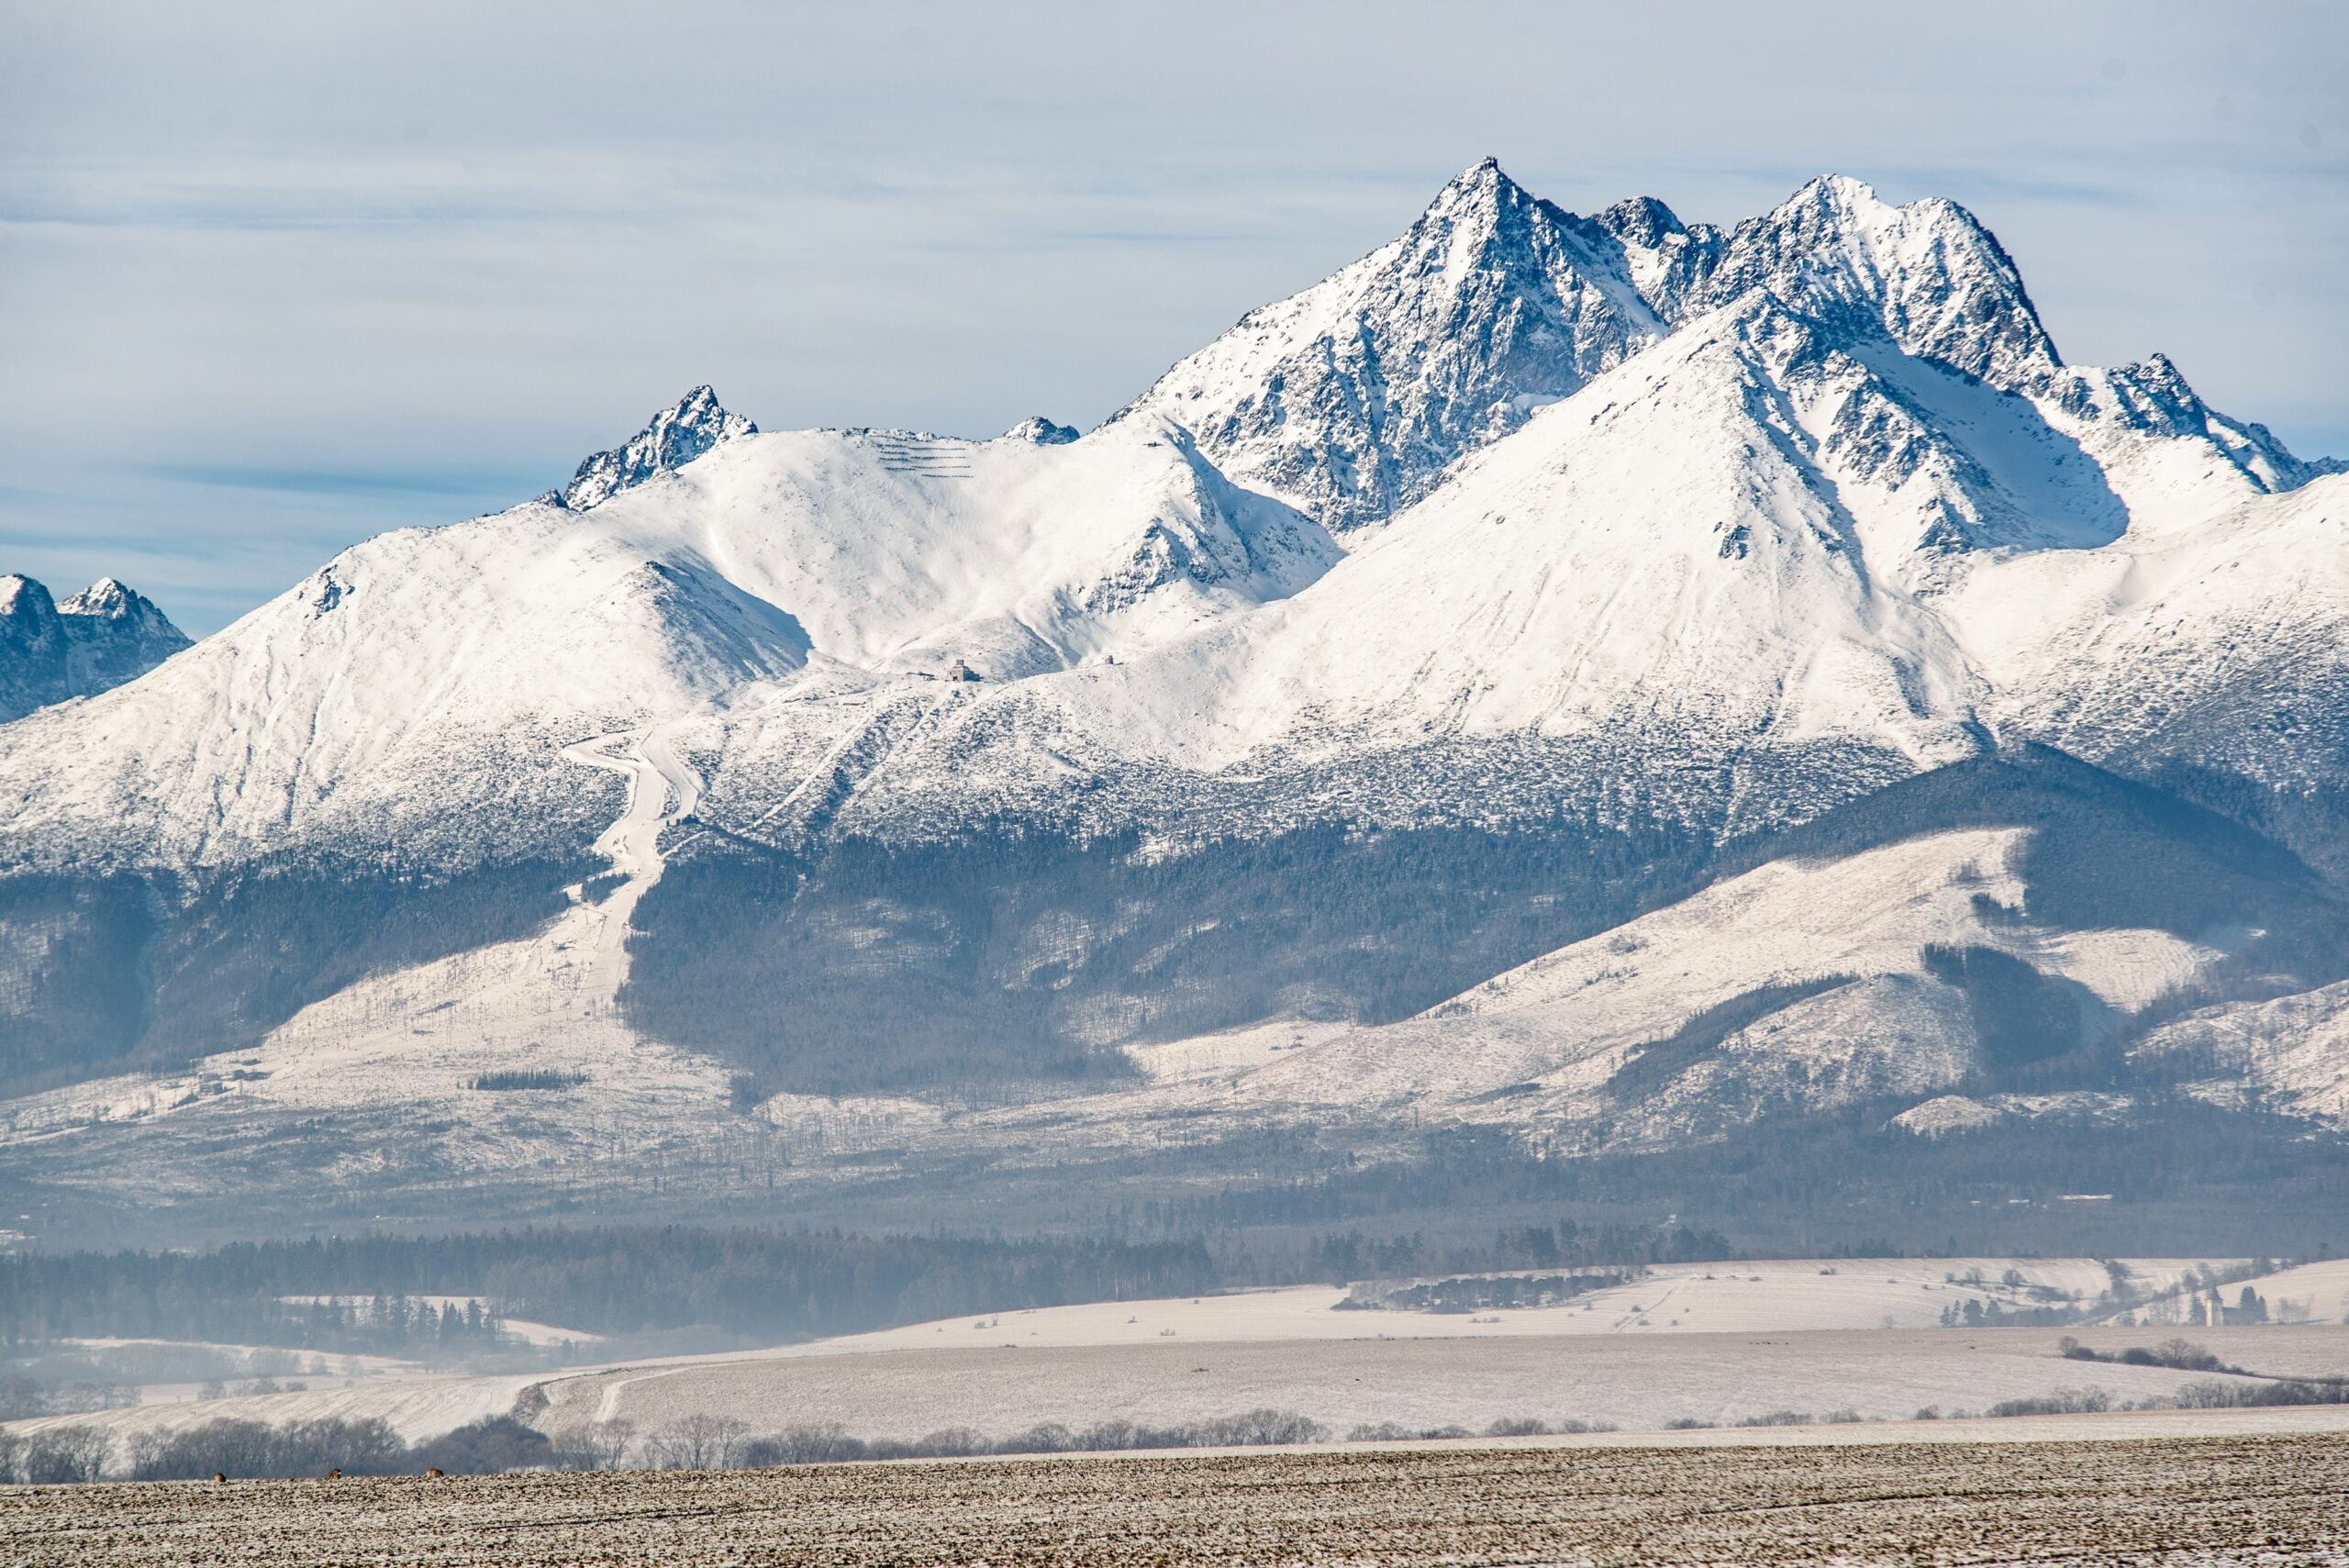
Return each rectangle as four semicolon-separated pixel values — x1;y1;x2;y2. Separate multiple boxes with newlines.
735;1409;1328;1467
0;1373;138;1421
1303;1222;1728;1286
0;1228;1217;1350
0;854;589;1096
120;1416;410;1480
1338;1271;1634;1313
1144;1099;2349;1260
630;809;1709;1100
0;1217;1726;1362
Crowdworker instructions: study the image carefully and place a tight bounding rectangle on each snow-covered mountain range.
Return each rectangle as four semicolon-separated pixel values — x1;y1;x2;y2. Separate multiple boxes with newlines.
1;162;2343;1227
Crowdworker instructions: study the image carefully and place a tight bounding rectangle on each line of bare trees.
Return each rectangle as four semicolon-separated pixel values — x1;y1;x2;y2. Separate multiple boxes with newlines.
0;1407;1334;1484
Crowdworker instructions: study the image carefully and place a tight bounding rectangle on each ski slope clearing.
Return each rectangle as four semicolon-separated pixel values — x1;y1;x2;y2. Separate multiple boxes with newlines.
0;724;734;1185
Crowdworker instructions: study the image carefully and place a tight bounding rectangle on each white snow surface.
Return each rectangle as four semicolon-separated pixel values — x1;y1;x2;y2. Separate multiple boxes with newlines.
1952;473;2349;793
737;1258;2228;1356
0;414;1331;868
645;289;2340;853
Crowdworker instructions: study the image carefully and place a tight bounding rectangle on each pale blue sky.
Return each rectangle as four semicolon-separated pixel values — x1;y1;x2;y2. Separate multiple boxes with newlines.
3;0;2343;633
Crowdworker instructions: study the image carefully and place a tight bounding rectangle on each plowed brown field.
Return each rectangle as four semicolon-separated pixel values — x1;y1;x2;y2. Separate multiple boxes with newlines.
6;1433;2343;1565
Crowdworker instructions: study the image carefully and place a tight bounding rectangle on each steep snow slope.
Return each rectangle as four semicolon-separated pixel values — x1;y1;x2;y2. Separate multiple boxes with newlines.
597;414;1333;679
1122;296;1985;762
1951;475;2349;812
714;293;2052;847
0;574;189;722
0;511;809;868
0;405;1331;870
678;293;2342;856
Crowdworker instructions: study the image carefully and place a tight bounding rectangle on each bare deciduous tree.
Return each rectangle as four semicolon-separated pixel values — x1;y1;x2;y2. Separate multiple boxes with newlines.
23;1425;112;1484
644;1415;749;1472
550;1419;635;1473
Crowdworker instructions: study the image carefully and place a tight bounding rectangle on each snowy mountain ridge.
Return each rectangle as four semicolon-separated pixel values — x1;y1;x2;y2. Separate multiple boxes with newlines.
1118;163;2325;541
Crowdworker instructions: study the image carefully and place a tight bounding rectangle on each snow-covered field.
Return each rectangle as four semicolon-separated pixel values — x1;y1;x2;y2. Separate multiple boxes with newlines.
2219;1258;2349;1326
6;1371;543;1448
18;1254;2324;1457
540;1323;2349;1445
731;1257;2230;1355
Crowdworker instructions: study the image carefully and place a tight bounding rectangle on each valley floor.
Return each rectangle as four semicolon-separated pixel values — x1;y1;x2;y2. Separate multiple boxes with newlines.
7;1431;2344;1566
17;1257;2349;1457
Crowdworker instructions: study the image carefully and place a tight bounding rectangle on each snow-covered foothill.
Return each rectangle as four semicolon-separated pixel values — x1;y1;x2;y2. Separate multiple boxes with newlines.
2132;978;2349;1128
1183;827;2215;1146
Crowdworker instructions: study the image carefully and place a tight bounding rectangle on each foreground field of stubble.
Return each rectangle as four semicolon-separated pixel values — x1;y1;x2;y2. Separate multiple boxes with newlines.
7;1435;2345;1566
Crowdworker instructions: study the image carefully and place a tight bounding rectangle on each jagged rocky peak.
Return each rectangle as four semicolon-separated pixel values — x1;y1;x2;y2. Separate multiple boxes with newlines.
563;384;758;509
1116;157;1667;534
2021;348;2335;493
60;575;184;636
0;573;190;722
0;573;53;619
1593;195;1686;250
1119;161;2339;544
1002;415;1080;444
0;574;66;664
1675;175;2062;392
